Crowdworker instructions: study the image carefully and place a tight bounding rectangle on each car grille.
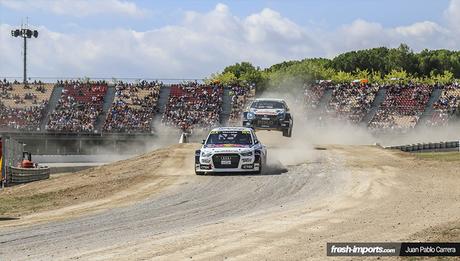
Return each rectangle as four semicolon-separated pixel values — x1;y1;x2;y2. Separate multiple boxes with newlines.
212;153;240;168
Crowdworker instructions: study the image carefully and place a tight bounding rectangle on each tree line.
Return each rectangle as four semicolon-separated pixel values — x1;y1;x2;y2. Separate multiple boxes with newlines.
207;44;460;92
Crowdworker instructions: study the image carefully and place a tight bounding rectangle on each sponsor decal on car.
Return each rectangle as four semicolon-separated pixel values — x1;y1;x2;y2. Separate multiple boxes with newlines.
205;144;250;148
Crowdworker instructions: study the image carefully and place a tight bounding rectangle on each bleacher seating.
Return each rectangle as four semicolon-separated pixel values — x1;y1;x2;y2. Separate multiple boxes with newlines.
304;81;330;109
162;82;223;132
0;80;52;131
2;79;460;134
427;85;460;126
369;84;433;131
103;81;161;133
326;83;379;123
46;81;108;133
228;84;255;125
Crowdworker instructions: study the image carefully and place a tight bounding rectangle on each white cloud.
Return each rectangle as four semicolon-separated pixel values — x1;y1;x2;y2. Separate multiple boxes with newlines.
244;8;305;42
394;21;444;37
0;0;146;17
445;0;460;33
334;19;387;51
1;2;460;79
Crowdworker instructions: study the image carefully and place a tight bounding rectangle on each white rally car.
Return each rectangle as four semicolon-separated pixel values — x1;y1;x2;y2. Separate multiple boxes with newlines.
195;127;267;175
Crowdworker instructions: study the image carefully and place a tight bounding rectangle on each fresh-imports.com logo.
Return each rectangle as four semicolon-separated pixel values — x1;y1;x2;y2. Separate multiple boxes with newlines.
327;243;400;256
330;245;396;255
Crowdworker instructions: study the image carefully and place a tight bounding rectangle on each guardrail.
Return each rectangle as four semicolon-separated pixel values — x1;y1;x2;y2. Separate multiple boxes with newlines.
385;141;460;152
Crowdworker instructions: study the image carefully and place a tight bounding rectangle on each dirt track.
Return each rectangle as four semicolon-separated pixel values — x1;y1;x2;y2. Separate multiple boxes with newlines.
0;135;459;260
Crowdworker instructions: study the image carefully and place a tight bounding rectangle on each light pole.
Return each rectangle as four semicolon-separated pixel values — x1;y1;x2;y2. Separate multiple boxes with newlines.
11;25;38;84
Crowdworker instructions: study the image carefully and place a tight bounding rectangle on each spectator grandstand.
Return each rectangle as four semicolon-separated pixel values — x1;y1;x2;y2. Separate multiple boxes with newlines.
227;84;255;125
368;83;433;131
46;80;108;133
162;82;223;132
326;83;379;123
2;78;460;135
304;80;331;109
426;84;460;126
103;80;161;133
0;79;52;131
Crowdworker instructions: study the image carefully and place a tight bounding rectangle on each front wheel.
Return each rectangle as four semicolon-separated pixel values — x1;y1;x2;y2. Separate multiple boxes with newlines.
282;127;292;137
195;170;204;175
254;155;263;174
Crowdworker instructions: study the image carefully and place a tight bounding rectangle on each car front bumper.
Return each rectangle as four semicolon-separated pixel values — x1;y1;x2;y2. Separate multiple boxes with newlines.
195;155;261;173
243;117;291;130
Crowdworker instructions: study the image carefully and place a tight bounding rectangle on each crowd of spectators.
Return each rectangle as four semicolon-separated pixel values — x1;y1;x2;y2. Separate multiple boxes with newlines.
0;101;48;131
326;83;379;123
104;81;161;133
1;79;49;106
0;79;51;131
304;81;331;109
369;83;433;131
46;80;108;133
426;83;460;126
3;78;460;134
162;82;223;132
0;79;14;99
228;84;255;125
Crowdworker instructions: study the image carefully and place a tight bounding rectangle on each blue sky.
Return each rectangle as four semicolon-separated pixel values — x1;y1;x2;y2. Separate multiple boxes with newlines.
1;0;451;32
0;0;459;79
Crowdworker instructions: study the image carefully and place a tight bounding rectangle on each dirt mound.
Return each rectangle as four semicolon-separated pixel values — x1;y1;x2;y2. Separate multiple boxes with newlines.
0;143;199;224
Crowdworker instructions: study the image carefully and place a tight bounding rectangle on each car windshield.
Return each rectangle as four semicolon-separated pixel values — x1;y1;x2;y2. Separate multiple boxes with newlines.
206;131;253;145
251;101;284;109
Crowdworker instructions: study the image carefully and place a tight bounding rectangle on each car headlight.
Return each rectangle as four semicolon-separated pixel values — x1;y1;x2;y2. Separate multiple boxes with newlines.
201;158;212;163
247;112;255;120
240;151;253;157
201;151;213;157
277;111;285;119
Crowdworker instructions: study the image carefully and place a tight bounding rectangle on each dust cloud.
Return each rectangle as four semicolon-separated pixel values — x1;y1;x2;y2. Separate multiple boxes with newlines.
257;84;460;149
254;88;375;167
250;80;460;167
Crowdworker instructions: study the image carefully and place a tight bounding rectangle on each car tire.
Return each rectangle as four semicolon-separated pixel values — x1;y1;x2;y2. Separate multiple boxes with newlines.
195;171;204;175
282;128;290;137
282;122;293;137
287;125;292;137
254;155;262;175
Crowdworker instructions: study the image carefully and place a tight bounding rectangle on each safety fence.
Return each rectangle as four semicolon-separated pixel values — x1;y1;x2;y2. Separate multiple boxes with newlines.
1;136;24;185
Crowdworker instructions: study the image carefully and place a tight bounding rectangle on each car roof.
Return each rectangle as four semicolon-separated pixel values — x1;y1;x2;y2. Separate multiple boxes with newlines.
210;127;253;132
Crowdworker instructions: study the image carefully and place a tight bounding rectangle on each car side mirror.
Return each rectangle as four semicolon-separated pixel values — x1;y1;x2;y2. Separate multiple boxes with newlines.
201;139;205;144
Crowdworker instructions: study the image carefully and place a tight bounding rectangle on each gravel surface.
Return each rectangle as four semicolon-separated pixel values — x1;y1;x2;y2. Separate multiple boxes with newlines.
1;141;459;260
0;148;346;260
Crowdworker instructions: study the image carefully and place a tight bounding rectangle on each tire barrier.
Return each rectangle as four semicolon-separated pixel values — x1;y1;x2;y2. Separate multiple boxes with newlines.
386;141;460;153
8;166;50;184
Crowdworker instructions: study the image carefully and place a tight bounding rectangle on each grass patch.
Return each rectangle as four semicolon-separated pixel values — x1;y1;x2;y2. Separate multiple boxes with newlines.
0;178;135;217
414;151;460;162
0;192;59;216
